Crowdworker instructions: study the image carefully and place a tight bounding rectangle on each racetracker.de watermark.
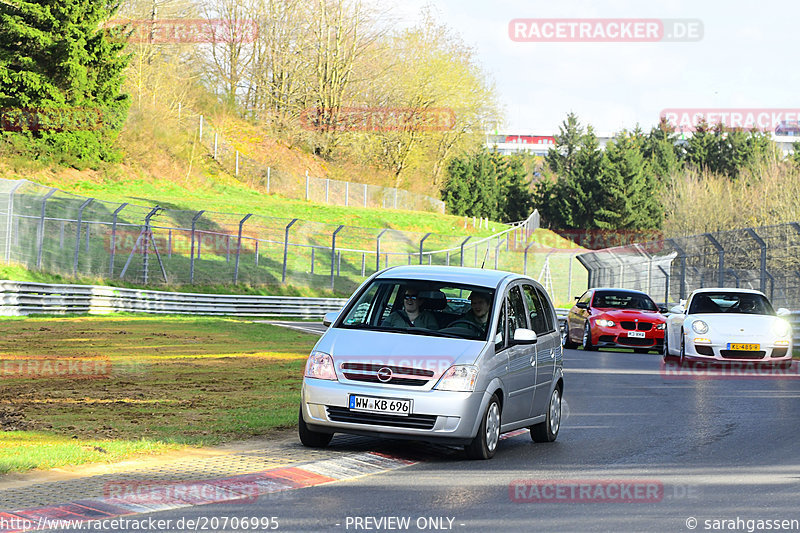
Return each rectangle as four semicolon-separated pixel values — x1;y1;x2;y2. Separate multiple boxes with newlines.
104;479;260;506
508;18;703;42
661;360;799;380
299;107;456;133
105;18;258;44
0;107;105;133
0;356;111;379
509;479;664;503
660;108;800;132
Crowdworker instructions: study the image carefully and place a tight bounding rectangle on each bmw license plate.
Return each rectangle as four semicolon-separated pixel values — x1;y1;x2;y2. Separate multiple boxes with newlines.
349;395;412;416
728;343;760;351
627;331;646;338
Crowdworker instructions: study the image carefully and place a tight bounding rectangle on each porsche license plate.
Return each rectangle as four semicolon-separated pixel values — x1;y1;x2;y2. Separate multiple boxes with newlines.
728;343;760;351
349;395;412;416
627;331;646;338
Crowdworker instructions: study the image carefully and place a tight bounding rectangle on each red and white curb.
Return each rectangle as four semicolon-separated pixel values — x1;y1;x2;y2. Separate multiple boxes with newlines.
1;430;531;532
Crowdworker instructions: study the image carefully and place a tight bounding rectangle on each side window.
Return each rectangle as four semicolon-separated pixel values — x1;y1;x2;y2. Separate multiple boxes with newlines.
522;284;549;334
578;291;591;306
535;288;555;332
508;286;528;335
495;300;507;351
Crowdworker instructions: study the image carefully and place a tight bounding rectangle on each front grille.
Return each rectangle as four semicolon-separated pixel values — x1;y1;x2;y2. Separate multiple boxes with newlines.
617;337;653;346
326;406;437;429
771;348;788;358
720;350;765;359
621;321;653;331
695;345;714;356
340;363;434;387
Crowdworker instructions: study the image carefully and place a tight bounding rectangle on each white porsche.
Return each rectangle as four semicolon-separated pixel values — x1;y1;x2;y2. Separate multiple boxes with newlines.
664;288;793;367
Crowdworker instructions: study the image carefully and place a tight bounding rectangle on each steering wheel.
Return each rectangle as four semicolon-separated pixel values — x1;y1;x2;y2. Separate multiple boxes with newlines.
446;319;485;335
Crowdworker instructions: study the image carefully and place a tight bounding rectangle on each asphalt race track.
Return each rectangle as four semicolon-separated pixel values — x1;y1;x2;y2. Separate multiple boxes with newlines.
58;346;800;533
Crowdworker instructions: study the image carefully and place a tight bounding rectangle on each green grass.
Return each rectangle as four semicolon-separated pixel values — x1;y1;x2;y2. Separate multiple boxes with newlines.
0;315;318;473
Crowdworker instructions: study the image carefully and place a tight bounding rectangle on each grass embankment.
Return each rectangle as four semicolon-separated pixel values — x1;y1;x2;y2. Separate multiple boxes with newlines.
0;315;318;474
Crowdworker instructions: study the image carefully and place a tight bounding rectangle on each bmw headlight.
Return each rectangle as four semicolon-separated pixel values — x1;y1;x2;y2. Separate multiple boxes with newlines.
434;365;479;392
655;323;666;330
773;319;791;338
691;320;709;334
596;319;615;327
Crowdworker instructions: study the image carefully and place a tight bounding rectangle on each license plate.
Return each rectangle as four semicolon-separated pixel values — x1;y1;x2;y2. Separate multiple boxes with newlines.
728;343;760;351
627;331;646;338
349;395;412;416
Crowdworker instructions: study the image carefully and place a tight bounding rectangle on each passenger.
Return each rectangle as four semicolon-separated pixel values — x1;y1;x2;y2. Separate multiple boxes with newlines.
461;291;492;331
382;289;438;329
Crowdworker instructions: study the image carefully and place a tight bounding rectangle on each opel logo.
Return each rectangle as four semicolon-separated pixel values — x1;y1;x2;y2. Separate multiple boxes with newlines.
377;367;393;382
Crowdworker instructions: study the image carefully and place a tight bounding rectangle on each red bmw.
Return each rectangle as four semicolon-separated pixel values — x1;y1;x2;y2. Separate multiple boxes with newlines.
563;288;666;353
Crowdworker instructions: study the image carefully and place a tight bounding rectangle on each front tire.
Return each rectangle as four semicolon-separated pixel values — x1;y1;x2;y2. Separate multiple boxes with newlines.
678;333;687;367
561;324;578;349
582;322;596;351
531;387;561;443
465;395;501;460
298;407;333;448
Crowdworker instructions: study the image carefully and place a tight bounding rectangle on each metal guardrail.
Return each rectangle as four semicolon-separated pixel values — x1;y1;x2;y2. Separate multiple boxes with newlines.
0;281;347;319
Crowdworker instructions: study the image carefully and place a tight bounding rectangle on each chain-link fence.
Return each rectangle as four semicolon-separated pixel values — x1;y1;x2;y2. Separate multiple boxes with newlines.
0;179;591;299
576;223;800;308
188;114;446;213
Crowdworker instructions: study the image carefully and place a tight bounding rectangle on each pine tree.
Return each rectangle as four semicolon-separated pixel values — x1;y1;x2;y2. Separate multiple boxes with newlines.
0;0;130;166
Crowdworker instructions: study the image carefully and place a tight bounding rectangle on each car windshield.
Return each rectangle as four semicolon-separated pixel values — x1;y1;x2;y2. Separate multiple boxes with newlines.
592;291;658;311
337;279;495;341
688;292;775;315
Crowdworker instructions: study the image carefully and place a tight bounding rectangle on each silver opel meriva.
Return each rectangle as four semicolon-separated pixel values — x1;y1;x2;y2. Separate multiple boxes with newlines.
299;265;564;459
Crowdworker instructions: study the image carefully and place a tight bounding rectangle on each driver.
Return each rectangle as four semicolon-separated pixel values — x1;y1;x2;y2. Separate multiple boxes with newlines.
738;297;756;313
382;288;438;329
460;291;492;331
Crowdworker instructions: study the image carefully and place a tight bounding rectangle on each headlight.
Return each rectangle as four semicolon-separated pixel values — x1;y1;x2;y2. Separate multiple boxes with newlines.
656;323;666;330
691;320;709;334
304;351;338;380
596;319;615;327
773;320;791;338
434;365;479;392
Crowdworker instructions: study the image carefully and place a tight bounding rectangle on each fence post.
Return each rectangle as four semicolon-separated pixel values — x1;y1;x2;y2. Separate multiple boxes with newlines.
361;253;365;276
666;239;687;300
494;236;501;269
325;179;330;203
72;198;94;276
363;184;368;208
282;218;299;283
36;188;57;269
376;228;389;272
419;233;432;265
345;182;349;207
523;242;535;276
394;189;398;209
4;180;24;264
108;203;129;277
234;213;253;283
744;228;767;293
704;233;725;287
189;210;205;284
305;171;310;201
460;237;471;267
657;265;670;304
331;225;344;290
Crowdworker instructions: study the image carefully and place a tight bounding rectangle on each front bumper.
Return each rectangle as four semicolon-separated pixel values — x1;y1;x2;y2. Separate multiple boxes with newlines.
683;338;793;363
301;378;487;445
593;325;665;350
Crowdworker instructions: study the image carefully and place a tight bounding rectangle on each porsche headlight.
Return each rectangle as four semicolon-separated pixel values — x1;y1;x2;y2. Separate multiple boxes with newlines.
773;320;791;338
691;320;709;334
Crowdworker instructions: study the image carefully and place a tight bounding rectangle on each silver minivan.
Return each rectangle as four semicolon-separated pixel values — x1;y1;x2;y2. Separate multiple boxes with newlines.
299;265;564;459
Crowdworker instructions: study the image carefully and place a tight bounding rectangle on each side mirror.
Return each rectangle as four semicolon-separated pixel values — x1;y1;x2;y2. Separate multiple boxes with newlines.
777;308;791;316
576;302;588;309
513;328;537;345
322;311;340;327
658;306;668;314
669;305;685;314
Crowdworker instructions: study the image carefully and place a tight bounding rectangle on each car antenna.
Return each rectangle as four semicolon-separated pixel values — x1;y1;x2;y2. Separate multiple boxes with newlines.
480;243;490;269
